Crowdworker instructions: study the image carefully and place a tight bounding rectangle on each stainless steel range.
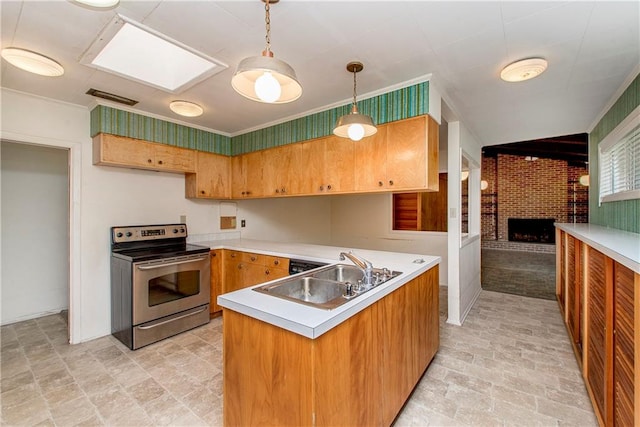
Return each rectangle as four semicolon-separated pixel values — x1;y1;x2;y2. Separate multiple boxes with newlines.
110;224;210;350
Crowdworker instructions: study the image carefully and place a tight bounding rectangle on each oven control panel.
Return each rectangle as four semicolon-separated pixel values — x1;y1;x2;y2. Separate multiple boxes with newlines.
112;224;187;243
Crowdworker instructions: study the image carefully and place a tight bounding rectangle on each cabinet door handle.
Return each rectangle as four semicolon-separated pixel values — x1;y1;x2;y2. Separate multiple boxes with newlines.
274;260;280;266
319;185;324;191
200;190;205;195
231;253;236;258
147;159;153;164
281;187;286;193
251;256;257;261
378;181;384;187
158;160;163;165
327;185;332;190
238;263;243;270
265;269;270;275
389;180;394;186
275;189;280;193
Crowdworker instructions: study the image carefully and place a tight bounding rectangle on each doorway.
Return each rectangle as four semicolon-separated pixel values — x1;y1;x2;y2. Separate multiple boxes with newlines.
1;141;70;326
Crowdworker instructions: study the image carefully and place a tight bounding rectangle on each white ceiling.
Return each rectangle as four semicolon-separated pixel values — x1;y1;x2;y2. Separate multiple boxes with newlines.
1;1;638;146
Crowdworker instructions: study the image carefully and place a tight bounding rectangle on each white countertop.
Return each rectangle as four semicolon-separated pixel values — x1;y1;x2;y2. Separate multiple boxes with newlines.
193;238;440;339
555;223;640;273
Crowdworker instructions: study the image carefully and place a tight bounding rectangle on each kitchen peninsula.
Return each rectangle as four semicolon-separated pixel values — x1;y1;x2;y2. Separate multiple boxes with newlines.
197;239;440;426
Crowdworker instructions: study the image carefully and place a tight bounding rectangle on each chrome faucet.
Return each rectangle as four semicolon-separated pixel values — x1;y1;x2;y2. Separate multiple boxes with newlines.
339;251;374;288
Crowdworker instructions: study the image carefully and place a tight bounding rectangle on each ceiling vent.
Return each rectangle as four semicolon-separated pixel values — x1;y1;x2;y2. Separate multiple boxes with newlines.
86;88;138;106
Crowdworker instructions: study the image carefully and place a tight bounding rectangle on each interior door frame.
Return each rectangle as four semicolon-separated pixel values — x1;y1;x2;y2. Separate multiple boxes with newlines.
1;134;82;343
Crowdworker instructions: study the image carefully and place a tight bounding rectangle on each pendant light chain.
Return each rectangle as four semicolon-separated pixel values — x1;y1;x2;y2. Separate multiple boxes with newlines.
352;68;358;107
264;0;271;54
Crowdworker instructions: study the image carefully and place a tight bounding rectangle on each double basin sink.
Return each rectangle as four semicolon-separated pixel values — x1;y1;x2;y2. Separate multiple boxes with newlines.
253;263;402;310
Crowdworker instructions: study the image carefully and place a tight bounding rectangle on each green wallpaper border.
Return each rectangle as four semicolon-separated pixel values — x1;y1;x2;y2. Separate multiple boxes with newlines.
231;81;429;155
588;73;640;233
90;80;429;156
90;106;232;155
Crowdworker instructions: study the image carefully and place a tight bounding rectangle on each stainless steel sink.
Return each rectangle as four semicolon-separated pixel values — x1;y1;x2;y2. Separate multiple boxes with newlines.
309;264;364;284
253;264;402;310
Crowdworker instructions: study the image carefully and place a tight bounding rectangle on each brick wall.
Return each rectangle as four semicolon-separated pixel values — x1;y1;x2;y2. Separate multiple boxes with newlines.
481;154;588;245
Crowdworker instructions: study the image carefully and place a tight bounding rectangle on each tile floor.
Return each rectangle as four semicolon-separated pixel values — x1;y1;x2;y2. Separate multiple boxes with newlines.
481;249;557;300
1;288;596;426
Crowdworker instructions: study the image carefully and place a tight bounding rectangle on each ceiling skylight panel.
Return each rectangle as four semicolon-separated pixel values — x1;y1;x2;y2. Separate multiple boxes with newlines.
82;15;227;93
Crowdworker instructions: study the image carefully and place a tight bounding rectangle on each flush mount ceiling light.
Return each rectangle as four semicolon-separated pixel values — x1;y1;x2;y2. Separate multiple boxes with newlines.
81;15;227;93
333;61;377;141
500;58;548;82
72;0;119;8
169;100;203;117
1;47;64;77
231;0;302;104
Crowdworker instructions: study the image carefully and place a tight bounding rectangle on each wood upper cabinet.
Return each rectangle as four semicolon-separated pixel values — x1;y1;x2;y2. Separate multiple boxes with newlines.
354;115;438;192
295;135;355;195
93;133;196;173
231;151;264;198
262;144;301;197
185;151;230;199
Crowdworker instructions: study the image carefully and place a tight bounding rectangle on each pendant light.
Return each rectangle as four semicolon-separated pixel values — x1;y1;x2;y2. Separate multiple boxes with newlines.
333;61;377;141
231;0;302;104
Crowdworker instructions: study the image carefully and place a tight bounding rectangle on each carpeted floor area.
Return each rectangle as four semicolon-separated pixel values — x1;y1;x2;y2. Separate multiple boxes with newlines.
481;248;557;300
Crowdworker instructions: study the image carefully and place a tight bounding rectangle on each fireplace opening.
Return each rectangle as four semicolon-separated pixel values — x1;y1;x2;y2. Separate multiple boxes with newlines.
508;218;556;244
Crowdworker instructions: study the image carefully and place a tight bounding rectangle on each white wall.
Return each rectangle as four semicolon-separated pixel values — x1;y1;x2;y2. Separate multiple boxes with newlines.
237;196;332;244
446;121;482;325
1;89;236;343
328;193;448;285
1;142;69;324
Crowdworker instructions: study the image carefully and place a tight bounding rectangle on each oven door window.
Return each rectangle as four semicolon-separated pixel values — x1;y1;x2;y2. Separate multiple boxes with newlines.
148;270;200;307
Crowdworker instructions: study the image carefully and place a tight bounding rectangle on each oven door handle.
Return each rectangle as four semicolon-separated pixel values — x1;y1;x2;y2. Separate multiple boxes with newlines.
136;306;208;330
136;255;208;270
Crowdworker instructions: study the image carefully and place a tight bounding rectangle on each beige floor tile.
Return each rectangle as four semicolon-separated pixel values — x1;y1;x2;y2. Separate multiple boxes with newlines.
0;290;597;426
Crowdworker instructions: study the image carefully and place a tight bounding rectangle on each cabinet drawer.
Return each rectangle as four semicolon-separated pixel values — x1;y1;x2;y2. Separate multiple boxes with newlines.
242;252;264;264
264;255;289;270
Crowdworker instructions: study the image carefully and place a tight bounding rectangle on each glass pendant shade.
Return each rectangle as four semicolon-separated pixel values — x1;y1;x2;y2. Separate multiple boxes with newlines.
232;54;302;103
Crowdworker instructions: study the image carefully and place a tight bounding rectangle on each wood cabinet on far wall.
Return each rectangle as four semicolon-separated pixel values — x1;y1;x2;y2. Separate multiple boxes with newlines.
295;135;355;195
92;133;196;173
556;229;639;427
354;115;439;193
185;151;230;199
231;151;264;198
261;144;302;197
222;249;289;294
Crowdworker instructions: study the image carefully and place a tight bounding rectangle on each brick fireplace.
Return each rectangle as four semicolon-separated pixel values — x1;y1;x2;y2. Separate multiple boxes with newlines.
481;154;588;253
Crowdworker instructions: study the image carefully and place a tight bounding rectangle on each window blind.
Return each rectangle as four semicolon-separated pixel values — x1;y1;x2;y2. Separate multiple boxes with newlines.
599;122;640;203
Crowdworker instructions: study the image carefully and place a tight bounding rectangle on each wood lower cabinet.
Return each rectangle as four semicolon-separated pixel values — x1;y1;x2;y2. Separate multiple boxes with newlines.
222;250;289;293
585;247;609;423
185;151;230;199
613;261;636;427
557;230;639;427
210;250;223;314
223;265;439;426
92;133;196;173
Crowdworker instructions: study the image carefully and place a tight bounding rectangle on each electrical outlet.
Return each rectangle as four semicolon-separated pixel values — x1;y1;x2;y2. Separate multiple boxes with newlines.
180;215;187;224
241;220;246;227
